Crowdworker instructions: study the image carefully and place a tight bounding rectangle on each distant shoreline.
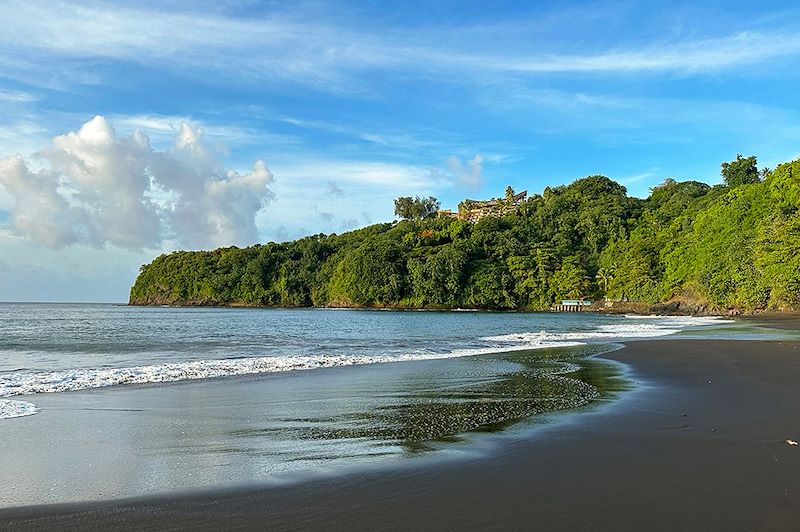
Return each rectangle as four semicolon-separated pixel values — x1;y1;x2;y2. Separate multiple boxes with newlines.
128;298;799;319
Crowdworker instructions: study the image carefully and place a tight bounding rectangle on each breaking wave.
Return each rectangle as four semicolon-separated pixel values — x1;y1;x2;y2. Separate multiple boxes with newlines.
482;316;734;344
0;341;578;419
0;315;732;419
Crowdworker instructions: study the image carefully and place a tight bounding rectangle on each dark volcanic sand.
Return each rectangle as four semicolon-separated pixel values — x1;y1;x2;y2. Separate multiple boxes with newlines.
3;338;800;531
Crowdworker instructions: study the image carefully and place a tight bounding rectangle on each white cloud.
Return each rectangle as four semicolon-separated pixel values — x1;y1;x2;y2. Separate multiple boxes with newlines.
619;169;659;185
442;31;800;74
0;89;37;103
446;154;484;190
275;160;436;189
108;113;299;148
2;2;799;93
257;157;447;243
0;116;273;250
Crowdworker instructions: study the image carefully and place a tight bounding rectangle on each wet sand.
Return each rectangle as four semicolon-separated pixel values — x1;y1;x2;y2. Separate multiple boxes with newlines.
3;337;800;530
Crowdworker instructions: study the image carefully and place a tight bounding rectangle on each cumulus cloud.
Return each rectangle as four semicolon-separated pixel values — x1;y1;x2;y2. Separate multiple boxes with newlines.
0;116;273;250
446;154;484;189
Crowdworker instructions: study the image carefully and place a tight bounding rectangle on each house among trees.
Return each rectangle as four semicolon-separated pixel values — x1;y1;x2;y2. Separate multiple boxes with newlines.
439;187;528;222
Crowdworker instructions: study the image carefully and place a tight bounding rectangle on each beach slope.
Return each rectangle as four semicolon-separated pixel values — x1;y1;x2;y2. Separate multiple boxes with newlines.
3;338;800;531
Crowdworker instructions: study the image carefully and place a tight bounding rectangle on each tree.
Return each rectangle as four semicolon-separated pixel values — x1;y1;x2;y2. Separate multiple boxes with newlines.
409;244;468;306
649;177;676;194
131;154;800;313
551;256;590;300
394;196;440;220
595;267;614;293
505;186;515;202
721;154;759;188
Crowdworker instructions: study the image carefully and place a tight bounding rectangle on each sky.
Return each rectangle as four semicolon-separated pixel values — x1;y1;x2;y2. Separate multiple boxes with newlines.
1;0;800;302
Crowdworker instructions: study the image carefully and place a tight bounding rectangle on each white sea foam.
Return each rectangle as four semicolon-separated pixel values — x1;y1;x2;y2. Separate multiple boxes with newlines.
0;399;39;419
0;315;731;420
482;316;733;344
0;340;580;418
624;315;735;325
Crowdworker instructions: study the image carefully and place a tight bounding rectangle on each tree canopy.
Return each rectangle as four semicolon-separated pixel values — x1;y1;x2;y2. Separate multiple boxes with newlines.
721;154;760;188
131;155;800;312
394;196;440;220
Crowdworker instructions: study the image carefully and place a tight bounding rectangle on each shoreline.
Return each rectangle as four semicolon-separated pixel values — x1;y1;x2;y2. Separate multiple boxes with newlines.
3;331;800;530
127;298;800;319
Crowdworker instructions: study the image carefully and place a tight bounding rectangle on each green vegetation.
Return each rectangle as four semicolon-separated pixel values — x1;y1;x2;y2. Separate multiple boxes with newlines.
393;196;440;220
721;154;760;187
130;155;800;312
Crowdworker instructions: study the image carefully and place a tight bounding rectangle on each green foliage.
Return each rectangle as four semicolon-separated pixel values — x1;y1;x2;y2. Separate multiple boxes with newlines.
131;156;800;312
327;239;407;306
721;154;760;188
394;196;440;220
551;255;590;300
408;244;469;306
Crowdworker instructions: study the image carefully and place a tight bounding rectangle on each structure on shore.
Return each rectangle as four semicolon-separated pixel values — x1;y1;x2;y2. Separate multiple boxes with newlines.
438;187;528;223
553;299;593;312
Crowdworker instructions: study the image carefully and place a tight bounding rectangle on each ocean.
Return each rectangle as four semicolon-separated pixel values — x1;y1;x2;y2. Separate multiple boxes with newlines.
0;304;764;506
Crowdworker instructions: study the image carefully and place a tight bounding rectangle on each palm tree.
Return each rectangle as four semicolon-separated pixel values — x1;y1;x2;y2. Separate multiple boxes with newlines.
595;268;614;295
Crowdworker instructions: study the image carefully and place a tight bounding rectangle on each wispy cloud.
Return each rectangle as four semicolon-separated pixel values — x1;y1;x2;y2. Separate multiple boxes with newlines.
0;89;38;103
443;31;800;74
274;160;439;190
108;113;300;148
445;154;484;190
258;156;451;242
3;1;800;95
281;116;468;155
618;169;660;185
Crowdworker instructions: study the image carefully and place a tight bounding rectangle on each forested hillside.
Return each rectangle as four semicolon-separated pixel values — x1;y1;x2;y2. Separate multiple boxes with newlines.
130;156;800;313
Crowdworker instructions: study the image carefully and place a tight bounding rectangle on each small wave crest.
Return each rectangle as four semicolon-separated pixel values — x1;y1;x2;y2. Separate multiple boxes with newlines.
0;340;580;412
0;315;730;419
482;315;733;344
623;315;735;325
0;399;39;419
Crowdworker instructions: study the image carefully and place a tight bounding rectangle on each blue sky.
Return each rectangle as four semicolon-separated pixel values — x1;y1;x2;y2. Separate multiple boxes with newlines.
1;0;800;302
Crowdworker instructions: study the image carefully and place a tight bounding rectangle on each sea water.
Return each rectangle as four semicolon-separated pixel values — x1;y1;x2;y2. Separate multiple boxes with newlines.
0;304;760;505
0;304;733;420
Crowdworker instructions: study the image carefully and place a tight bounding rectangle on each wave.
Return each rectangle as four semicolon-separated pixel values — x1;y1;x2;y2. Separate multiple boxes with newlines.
0;315;732;420
623;315;735;325
482;316;734;344
0;340;580;419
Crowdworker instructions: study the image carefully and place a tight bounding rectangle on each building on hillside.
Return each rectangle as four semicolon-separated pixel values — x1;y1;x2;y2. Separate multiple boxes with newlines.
438;188;528;223
437;209;459;219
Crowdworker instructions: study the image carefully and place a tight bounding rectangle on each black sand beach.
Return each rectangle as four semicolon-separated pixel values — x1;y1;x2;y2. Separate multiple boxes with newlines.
3;333;800;531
